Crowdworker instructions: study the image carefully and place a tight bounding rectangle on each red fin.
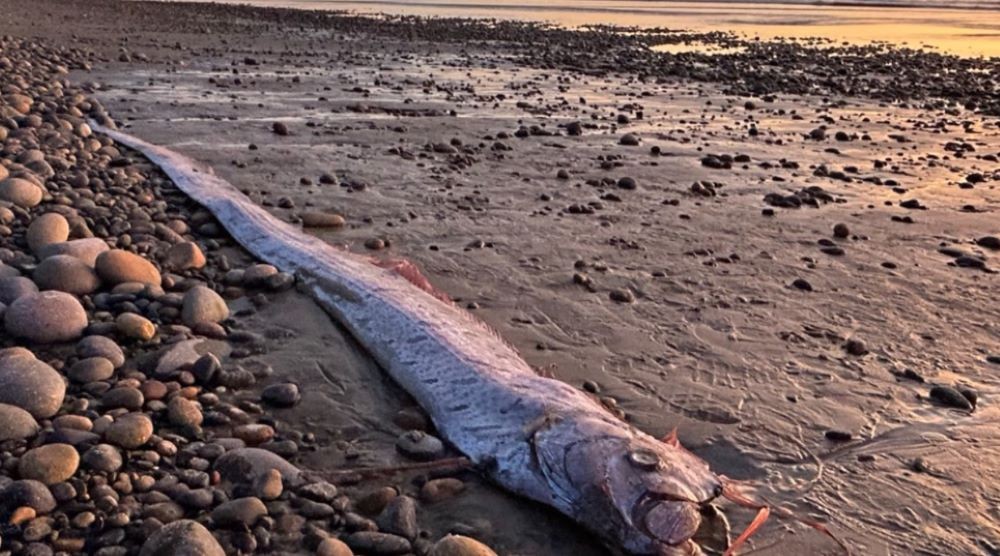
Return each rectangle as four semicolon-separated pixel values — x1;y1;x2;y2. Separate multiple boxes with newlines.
724;506;770;556
662;427;680;447
374;258;451;303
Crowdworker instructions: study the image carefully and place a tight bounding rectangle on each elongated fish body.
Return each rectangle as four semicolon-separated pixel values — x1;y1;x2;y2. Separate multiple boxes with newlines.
93;123;724;555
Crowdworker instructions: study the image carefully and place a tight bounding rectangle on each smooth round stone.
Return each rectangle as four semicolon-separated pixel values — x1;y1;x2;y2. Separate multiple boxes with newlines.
167;396;203;428
181;286;229;327
53;415;93;431
211;497;267;528
0;480;57;515
165;242;206;271
76;335;126;368
0;178;43;208
37;238;109;267
344;532;411;555
232;424;275;445
33;255;101;294
26;213;69;253
68;357;115;383
0;276;39;305
101;387;144;410
81;444;123;473
242;264;278;287
429;535;497;556
0;263;20;278
261;383;300;407
18;444;79;485
95;249;161;286
5;291;87;343
0;353;65;418
395;430;445;461
214;448;301;486
420;478;465;504
0;402;40;441
316;538;354;556
301;212;346;228
139;519;225;556
376;495;418;539
116;312;156;341
254;468;283;501
103;413;153;449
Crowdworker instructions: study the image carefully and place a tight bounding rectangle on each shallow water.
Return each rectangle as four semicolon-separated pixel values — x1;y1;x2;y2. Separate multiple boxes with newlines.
172;0;1000;57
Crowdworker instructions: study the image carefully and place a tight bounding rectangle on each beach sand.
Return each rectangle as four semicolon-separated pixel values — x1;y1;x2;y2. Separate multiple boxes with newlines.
2;0;1000;554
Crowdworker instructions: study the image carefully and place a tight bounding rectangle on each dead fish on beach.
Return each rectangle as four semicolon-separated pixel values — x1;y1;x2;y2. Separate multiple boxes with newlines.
91;122;848;556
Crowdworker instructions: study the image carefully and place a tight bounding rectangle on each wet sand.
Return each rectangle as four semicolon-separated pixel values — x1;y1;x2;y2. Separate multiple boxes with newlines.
4;0;1000;554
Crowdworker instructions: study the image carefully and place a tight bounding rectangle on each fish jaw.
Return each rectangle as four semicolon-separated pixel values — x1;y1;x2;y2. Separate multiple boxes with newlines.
532;414;723;555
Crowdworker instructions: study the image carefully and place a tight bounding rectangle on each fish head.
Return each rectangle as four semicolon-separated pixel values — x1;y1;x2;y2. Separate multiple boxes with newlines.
535;417;722;555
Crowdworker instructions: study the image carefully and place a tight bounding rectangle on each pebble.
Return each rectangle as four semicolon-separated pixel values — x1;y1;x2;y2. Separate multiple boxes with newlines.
344;532;411;555
33;255;101;294
609;288;635;303
0;352;66;418
77;335;126;368
395;430;445;460
214;447;301;486
301;212;346;228
0;177;43;207
37;238;109;266
791;278;813;291
261;382;301;407
81;444;123;473
139;519;225;556
429;535;498;556
68;357;115;383
316;538;354;556
254;468;283;500
211;497;268;528
0;480;57;515
26;213;69;253
824;430;853;442
181;285;229;327
116;312;157;341
103;413;154;449
165;241;207;271
0;276;38;305
420;478;466;503
376;495;419;539
4;291;88;343
844;339;868;356
0;402;40;441
18;444;79;485
102;386;145;410
233;423;275;445
833;223;850;239
929;385;974;411
167;396;204;428
96;249;162;286
242;264;279;287
616;176;637;190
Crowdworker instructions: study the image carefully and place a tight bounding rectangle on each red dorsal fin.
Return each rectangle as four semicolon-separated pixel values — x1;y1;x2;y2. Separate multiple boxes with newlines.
373;258;451;303
662;427;680;447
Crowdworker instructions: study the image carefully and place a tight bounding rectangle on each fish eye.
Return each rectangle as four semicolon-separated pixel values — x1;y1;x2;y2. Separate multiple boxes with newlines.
627;448;661;471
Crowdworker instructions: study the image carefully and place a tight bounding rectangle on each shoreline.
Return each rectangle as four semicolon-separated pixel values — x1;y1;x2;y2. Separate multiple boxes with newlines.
3;0;1000;554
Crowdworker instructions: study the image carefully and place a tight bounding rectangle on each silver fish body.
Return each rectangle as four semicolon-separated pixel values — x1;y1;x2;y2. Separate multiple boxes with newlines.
93;123;724;555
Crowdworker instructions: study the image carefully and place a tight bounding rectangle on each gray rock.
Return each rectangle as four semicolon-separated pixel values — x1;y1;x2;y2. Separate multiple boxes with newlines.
68;357;115;383
0;480;57;515
0;402;40;441
4;291;88;343
0;352;65;418
95;249;161;286
395;430;445;461
260;383;300;407
376;495;418;539
26;213;69;253
139;519;225;556
214;447;301;487
33;255;101;294
81;444;123;473
344;532;411;555
103;413;153;449
0;177;43;207
76;336;125;368
181;286;229;327
210;497;267;528
0;276;39;305
37;238;109;267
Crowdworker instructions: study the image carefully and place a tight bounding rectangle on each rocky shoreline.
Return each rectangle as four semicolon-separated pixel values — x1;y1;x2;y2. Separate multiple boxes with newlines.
0;35;501;556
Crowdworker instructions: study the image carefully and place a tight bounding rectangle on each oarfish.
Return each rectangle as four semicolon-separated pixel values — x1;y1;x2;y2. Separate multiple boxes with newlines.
92;123;780;555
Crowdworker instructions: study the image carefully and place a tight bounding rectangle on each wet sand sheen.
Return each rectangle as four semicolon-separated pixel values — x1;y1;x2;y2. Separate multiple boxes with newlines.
170;0;1000;56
